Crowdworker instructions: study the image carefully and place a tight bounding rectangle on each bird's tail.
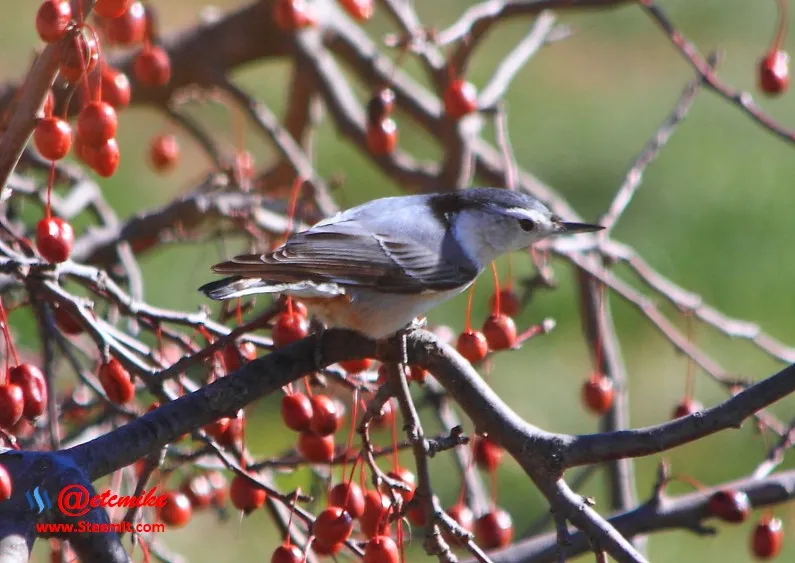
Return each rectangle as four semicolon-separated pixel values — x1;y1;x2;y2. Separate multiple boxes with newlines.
199;276;278;300
199;277;347;301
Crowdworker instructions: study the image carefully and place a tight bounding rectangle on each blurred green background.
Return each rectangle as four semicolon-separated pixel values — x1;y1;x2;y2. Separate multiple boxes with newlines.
5;0;795;561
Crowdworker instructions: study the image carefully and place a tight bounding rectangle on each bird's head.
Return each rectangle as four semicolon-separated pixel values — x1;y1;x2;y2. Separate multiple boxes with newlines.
431;188;603;265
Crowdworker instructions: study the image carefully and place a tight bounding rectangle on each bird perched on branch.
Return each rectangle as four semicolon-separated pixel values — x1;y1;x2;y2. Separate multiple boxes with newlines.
200;188;601;338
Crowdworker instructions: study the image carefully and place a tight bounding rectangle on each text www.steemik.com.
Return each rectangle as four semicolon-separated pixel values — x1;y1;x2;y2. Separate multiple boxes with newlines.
35;521;165;534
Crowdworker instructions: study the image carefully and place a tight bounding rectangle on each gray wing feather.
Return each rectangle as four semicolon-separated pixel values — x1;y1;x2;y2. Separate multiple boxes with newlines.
211;223;477;293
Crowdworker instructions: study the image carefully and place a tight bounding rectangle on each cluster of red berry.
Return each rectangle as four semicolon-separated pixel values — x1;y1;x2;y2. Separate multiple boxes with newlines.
271;0;479;159
0;302;49;433
273;0;373;30
456;286;520;364
31;0;181;267
152;469;228;529
709;489;783;559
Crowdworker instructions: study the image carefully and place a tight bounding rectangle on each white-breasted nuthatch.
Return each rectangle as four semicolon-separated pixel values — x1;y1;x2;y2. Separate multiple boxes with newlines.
200;188;602;338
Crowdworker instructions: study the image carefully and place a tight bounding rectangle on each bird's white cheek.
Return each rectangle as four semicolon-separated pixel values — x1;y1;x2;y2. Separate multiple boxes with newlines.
452;211;505;265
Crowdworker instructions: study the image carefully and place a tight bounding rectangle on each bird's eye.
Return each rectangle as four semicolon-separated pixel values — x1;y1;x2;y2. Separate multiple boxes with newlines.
519;219;536;232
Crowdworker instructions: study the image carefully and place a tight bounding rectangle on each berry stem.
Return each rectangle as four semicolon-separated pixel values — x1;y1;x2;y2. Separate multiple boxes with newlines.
593;283;605;375
85;26;102;102
284;487;298;544
397;515;405;563
456;438;477;506
390;398;399;469
773;0;789;52
668;472;706;492
490;261;501;315
464;280;477;332
342;388;359;475
0;298;19;370
138;537;151;563
46;162;55;219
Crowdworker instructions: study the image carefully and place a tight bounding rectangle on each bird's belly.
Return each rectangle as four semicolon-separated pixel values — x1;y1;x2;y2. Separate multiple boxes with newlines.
297;286;470;339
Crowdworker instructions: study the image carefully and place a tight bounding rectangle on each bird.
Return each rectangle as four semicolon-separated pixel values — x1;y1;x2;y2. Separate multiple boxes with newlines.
200;188;602;339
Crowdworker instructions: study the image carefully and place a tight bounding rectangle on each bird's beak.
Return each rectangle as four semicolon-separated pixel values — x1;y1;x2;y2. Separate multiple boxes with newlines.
559;221;604;234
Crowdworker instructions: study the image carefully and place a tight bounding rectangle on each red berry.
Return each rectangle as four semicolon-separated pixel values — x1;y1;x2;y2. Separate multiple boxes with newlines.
312;542;342;556
340;0;374;21
309;394;341;437
0;464;11;502
216;410;245;448
456;330;488;364
104;1;145;45
444;503;474;545
273;0;316;30
297;432;335;463
408;365;428;384
709;489;751;523
100;66;131;109
381;467;416;503
367;118;398;156
77;101;118;146
0;383;25;428
158;491;192;527
180;474;213;509
328;482;365;519
367;88;394;124
85;137;120;177
482;314;517;351
36;0;72;43
759;50;789;95
34;117;72;161
281;393;313;432
488;288;521;317
371;398;395;430
363;535;399;563
339;358;373;374
313;506;354;547
98;358;135;404
222;341;256;372
271;544;304;563
36;217;74;263
203;416;230;440
473;435;504;472
582;373;614;415
8;364;47;419
407;504;427;527
444;78;478;119
53;303;82;335
360;491;392;539
134;46;171;87
230;474;267;512
94;0;132;19
671;397;702;419
149;134;180;173
752;516;783;559
475;508;513;549
272;312;310;348
207;470;227;506
60;31;99;83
